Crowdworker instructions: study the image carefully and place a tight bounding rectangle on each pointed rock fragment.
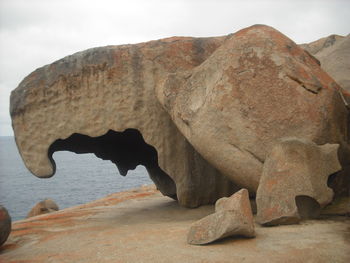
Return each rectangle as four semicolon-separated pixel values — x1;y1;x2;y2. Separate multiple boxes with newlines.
187;189;255;245
215;188;253;217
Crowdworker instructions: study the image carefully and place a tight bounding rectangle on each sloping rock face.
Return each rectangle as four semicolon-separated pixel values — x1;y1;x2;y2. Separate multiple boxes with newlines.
27;199;59;218
0;205;11;247
10;35;236;208
256;138;341;226
300;34;345;55
301;34;350;93
10;25;350;207
157;25;350;192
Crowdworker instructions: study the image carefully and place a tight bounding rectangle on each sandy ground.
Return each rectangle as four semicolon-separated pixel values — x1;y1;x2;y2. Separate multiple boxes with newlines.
1;185;349;263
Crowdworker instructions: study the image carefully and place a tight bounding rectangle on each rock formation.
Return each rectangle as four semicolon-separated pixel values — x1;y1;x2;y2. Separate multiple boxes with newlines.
27;199;59;218
301;34;350;202
158;25;349;193
10;24;350;208
10;35;237;208
187;189;255;245
256;138;341;226
301;34;350;93
0;205;11;247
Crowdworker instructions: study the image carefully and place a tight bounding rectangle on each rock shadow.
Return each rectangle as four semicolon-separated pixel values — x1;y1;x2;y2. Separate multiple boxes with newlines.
48;129;177;199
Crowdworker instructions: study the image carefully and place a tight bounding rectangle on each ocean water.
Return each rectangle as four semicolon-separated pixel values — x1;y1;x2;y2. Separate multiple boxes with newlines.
0;136;152;221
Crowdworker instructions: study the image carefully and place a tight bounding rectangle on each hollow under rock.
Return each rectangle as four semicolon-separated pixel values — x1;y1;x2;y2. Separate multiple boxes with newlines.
295;195;321;219
48;129;177;199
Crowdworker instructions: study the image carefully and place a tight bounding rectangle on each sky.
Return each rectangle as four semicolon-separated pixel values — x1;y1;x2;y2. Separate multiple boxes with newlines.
0;0;349;136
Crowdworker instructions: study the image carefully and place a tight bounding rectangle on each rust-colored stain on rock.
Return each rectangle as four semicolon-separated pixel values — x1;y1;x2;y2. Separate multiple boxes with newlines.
1;186;349;263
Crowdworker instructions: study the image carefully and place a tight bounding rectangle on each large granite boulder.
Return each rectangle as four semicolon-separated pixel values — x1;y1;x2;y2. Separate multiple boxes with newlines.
0;205;11;247
10;25;350;207
157;25;350;192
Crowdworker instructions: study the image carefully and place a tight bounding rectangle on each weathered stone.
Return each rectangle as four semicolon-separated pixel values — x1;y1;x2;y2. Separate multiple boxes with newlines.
27;199;59;218
215;188;251;213
256;138;341;226
300;34;345;56
301;35;350;196
10;24;350;207
301;34;350;94
188;189;255;245
0;205;11;247
187;210;254;245
10;36;237;208
157;25;350;193
1;186;349;262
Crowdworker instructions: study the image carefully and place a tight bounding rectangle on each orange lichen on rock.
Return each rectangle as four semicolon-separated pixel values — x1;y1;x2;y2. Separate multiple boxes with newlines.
1;186;349;262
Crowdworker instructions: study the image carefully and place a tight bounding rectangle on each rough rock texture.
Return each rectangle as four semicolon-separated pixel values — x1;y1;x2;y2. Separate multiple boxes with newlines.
215;188;251;213
300;34;345;56
27;199;59;218
1;186;349;263
10;24;350;206
301;34;350;93
10;34;236;208
187;189;254;245
0;205;11;247
256;138;341;226
157;25;350;193
301;34;350;199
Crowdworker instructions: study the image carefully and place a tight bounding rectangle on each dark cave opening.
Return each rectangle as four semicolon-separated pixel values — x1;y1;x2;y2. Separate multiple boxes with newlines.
295;195;321;219
48;129;177;199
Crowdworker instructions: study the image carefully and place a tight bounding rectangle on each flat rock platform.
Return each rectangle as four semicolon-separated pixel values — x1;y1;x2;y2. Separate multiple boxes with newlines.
1;186;349;263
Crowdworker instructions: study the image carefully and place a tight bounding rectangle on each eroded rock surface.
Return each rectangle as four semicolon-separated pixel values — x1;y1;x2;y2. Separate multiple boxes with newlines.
0;205;11;247
215;188;252;214
301;34;350;93
301;34;350;199
187;189;255;245
256;138;341;226
157;25;350;193
10;24;350;207
10;35;236;208
1;186;349;263
27;199;59;218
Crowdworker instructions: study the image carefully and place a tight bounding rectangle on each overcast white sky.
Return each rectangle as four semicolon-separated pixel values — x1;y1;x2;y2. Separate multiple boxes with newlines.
0;0;349;136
